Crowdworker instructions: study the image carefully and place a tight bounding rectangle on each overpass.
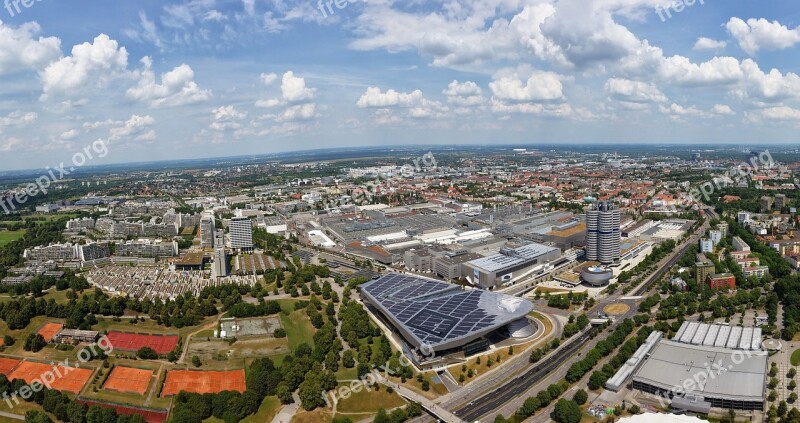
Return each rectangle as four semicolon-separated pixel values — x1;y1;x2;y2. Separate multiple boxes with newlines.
376;374;465;423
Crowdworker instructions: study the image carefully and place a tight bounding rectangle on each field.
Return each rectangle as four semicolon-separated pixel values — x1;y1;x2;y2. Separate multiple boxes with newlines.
335;384;406;414
7;361;93;394
188;337;289;363
603;303;631;316
161;369;246;396
106;331;179;354
0;230;25;247
103;366;154;395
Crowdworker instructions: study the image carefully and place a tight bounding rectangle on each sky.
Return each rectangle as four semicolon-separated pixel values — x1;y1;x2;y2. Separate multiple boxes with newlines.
0;0;799;170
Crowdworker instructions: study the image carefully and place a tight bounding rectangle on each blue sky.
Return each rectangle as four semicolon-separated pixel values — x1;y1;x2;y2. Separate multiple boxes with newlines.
0;0;799;170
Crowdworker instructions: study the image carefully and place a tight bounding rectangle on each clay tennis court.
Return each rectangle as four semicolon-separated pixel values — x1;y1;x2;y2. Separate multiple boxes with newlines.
106;331;179;354
37;323;64;342
0;357;21;375
7;362;93;394
103;366;153;395
161;369;246;396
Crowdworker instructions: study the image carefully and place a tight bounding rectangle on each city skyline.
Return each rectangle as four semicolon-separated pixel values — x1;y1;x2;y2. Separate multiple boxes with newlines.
0;1;798;169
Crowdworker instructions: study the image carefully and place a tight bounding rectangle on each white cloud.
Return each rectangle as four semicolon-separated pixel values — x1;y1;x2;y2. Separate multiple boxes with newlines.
126;56;212;107
605;78;667;103
0;22;61;74
280;71;315;102
210;105;246;131
109;114;156;142
357;87;424;108
40;34;129;99
727;17;800;55
746;106;800;122
710;104;735;116
490;73;564;102
260;72;278;85
59;129;80;140
277;103;317;122
693;37;727;51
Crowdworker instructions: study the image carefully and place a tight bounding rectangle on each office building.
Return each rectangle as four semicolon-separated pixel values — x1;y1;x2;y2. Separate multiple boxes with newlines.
585;201;621;266
463;242;561;289
230;217;254;251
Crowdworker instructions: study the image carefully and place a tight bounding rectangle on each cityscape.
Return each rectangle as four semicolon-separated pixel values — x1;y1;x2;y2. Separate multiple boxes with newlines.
0;2;799;423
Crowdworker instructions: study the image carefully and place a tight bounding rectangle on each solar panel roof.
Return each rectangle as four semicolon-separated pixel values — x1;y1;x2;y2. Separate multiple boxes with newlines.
359;274;533;352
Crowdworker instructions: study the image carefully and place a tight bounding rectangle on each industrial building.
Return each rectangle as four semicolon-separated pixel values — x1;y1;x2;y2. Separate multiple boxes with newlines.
631;337;767;411
585;201;621;266
463;242;561;289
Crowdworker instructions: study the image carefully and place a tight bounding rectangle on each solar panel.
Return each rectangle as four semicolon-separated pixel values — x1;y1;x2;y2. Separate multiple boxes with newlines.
359;274;533;351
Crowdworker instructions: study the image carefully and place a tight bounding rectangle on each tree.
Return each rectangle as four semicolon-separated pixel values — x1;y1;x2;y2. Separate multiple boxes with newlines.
23;334;46;352
573;389;588;405
342;350;355;368
552;399;582;423
192;355;202;367
24;410;53;423
2;335;14;347
136;346;158;360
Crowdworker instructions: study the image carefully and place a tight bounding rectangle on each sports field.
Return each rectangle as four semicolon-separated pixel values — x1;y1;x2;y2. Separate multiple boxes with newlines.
37;323;64;342
103;366;153;395
7;361;92;394
161;369;246;396
106;331;179;354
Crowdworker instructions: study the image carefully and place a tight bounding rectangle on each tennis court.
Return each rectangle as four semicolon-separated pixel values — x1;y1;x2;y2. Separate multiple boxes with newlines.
0;357;21;375
37;323;64;342
161;369;246;396
7;361;93;393
103;366;153;395
106;331;179;354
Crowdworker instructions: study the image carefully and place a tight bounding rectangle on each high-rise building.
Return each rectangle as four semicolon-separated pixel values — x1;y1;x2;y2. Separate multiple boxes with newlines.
200;214;215;249
699;238;714;253
695;254;715;284
214;248;229;278
760;196;774;213
585;201;621;266
230;217;254;251
775;194;787;209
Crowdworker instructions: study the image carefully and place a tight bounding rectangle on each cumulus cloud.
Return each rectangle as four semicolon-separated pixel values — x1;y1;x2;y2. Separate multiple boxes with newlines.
357;87;424;108
0;22;61;74
209;105;247;131
489;73;564;103
126;56;212;107
108;114;156;142
727;17;800;55
605;78;667;104
40;34;129;99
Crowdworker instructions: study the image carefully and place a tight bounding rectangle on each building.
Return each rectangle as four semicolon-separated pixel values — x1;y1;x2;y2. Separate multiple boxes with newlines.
76;242;111;262
404;249;433;272
359;274;534;368
54;329;99;344
708;273;736;290
585;201;621;266
580;265;613;287
743;266;770;279
776;194;787;209
631;338;767;411
213;248;229;278
699;238;713;253
732;236;751;252
200;215;216;249
434;250;482;281
23;243;76;261
229;217;254;251
709;229;723;246
760;196;774;213
115;240;178;258
717;222;729;238
463;242;561;289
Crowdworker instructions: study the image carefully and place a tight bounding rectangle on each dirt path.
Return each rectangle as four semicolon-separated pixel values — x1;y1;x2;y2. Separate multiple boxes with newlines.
179;321;218;364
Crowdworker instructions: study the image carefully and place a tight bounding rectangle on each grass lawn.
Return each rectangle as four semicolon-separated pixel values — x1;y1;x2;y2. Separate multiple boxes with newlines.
0;230;25;247
241;396;281;423
335;385;406;414
293;408;333;423
279;309;316;354
792;349;800;366
94;316;215;338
